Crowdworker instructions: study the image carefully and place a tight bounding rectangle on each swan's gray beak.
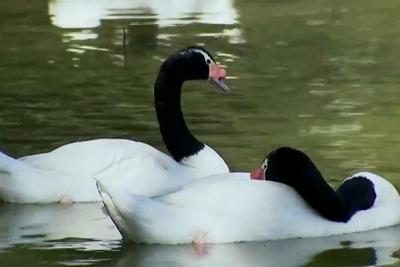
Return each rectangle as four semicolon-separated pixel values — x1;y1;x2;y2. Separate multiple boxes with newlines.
208;63;230;93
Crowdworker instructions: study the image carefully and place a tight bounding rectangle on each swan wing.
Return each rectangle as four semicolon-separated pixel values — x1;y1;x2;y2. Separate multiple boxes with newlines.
19;139;159;177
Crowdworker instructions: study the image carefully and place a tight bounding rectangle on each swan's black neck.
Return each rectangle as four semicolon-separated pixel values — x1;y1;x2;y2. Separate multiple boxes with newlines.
280;159;351;222
154;56;206;162
265;147;376;222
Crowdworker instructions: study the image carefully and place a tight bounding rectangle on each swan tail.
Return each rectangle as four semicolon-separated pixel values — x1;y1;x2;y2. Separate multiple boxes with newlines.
0;150;19;174
97;180;191;244
0;151;27;202
96;181;131;239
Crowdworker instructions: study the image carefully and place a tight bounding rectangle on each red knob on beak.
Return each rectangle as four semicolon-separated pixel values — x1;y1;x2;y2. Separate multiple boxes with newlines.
250;168;265;180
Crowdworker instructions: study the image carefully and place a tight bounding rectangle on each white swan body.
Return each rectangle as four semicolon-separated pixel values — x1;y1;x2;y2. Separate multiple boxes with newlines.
0;139;227;203
0;151;98;203
95;143;230;198
0;47;230;203
98;172;400;244
19;139;227;179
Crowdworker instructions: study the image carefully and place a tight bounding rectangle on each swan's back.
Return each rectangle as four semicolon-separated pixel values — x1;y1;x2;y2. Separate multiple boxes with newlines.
19;139;157;176
355;172;400;207
158;172;400;243
19;139;228;179
180;145;229;177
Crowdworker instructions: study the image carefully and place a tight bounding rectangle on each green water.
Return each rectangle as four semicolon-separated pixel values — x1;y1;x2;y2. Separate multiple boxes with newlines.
1;0;400;266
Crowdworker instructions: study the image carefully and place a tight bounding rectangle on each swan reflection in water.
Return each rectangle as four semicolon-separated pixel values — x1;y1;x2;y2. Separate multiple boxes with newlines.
0;203;121;251
47;0;244;68
48;0;245;44
114;226;400;267
0;203;399;266
49;0;239;28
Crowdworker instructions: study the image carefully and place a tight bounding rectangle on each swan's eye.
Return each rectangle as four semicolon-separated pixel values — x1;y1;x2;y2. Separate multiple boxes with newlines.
261;159;268;170
206;59;211;64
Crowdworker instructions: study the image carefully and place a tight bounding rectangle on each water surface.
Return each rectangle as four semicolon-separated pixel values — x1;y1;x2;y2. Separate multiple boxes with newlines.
1;0;400;266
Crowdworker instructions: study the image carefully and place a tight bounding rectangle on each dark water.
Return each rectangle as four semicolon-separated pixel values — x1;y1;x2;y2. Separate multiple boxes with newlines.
1;0;400;266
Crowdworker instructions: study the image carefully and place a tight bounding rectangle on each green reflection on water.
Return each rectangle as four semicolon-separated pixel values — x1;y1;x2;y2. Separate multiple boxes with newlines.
1;0;400;266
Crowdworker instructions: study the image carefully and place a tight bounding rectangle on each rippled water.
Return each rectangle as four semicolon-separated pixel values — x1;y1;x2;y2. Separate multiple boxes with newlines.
1;0;400;266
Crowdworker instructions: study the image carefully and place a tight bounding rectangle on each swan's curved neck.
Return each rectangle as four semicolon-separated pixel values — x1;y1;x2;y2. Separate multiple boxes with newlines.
154;60;204;162
286;169;375;223
289;172;350;222
266;148;376;222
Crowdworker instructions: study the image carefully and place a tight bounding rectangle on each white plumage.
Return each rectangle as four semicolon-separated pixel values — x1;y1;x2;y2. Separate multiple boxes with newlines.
0;139;227;203
98;172;400;244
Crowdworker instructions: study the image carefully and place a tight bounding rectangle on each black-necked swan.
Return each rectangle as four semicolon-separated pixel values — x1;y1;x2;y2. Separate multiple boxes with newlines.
250;147;378;222
97;147;400;244
0;47;230;203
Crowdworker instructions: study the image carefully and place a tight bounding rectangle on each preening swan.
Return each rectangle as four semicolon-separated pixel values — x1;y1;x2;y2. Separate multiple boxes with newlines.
98;147;400;244
0;47;230;203
250;147;377;222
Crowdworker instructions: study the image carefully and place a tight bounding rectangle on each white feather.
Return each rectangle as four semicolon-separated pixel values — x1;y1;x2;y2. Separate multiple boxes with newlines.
99;172;400;244
0;139;228;203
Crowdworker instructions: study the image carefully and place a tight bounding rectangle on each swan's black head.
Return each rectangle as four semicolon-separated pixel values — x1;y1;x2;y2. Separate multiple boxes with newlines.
251;147;323;187
161;46;229;92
